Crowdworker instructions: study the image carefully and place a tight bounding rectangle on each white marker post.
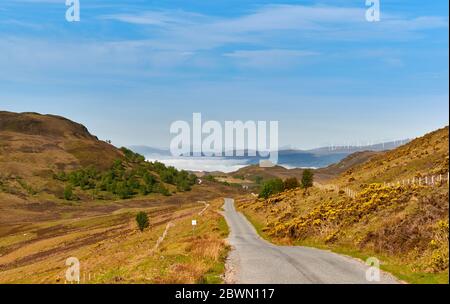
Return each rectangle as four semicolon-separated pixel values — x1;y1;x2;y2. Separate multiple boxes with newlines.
192;220;197;237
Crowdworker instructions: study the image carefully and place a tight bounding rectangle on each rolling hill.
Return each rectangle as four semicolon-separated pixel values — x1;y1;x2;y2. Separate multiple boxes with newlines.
236;126;449;283
0;111;201;204
209;150;381;189
0;111;242;284
0;111;122;174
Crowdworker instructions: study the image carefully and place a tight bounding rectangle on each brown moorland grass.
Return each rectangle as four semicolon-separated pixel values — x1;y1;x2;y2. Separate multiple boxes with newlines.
0;196;232;284
236;127;449;284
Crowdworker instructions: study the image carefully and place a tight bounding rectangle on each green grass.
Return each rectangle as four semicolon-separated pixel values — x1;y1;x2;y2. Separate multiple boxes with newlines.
93;267;128;284
201;214;232;284
202;253;228;284
217;216;230;238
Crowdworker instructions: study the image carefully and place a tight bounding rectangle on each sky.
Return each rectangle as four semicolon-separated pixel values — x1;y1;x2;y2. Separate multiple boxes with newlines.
0;0;448;150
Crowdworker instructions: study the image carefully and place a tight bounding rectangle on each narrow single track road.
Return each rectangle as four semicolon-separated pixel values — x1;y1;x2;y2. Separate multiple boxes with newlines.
223;198;399;284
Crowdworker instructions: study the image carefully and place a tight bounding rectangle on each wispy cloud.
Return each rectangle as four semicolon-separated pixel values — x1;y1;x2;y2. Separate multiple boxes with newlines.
103;5;448;40
91;5;448;71
224;49;319;68
1;3;448;86
101;10;209;26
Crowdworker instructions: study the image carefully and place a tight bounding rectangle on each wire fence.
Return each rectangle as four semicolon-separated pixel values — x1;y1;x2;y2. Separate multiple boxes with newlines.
383;173;449;188
314;172;449;200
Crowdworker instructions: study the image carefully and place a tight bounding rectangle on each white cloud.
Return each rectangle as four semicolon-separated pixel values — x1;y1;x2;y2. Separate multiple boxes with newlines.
103;5;448;41
1;4;447;81
211;5;364;33
101;10;209;26
224;49;319;68
94;4;448;66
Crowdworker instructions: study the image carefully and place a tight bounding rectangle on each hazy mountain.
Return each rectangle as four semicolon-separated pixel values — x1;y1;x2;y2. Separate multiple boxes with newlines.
307;140;411;155
127;145;171;156
129;140;409;172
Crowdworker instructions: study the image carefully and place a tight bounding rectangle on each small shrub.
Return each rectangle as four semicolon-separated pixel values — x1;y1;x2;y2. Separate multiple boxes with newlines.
64;185;74;200
205;175;216;182
136;212;150;232
301;169;314;189
283;177;300;190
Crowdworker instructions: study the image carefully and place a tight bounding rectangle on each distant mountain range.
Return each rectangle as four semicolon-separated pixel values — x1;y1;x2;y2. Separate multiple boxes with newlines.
128;145;172;156
128;139;411;172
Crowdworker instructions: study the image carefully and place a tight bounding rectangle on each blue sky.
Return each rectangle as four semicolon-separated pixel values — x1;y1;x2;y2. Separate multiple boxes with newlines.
0;0;448;149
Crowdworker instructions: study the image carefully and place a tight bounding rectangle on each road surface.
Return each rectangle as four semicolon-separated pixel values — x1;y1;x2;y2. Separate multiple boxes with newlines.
223;198;399;284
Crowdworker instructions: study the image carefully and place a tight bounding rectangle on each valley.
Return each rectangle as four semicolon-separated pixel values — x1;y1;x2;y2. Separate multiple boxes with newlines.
0;111;242;283
0;184;240;283
0;111;448;284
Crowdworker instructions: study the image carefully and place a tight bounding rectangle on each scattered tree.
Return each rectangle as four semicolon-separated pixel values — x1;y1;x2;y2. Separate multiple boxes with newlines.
55;149;198;201
301;169;314;189
136;212;150;232
259;178;284;199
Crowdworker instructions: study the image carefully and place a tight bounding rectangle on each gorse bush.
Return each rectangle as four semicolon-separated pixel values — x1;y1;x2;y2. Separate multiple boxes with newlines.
269;183;426;241
136;211;150;232
55;148;197;200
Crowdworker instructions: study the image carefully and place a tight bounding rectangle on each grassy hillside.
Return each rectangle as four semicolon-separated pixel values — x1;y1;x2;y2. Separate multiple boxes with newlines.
315;151;380;180
0;111;200;204
237;127;449;284
0;111;242;283
1;111;122;200
334;126;449;188
0;111;122;171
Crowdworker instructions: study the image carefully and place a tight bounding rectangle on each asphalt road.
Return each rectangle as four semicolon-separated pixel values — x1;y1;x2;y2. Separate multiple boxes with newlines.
223;198;399;284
